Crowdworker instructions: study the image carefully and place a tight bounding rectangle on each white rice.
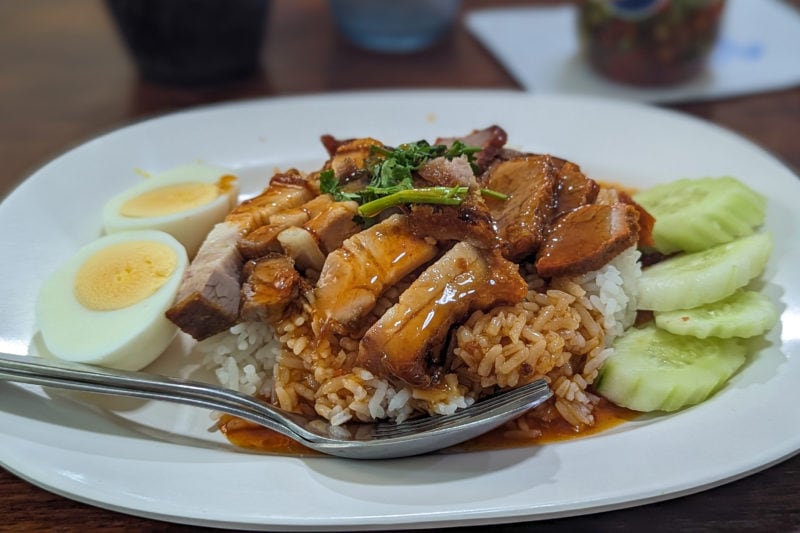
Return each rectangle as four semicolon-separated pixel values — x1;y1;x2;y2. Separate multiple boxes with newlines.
580;246;641;343
197;321;279;397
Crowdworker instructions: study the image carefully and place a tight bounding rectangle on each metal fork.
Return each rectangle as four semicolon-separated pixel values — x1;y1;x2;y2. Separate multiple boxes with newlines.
0;352;551;459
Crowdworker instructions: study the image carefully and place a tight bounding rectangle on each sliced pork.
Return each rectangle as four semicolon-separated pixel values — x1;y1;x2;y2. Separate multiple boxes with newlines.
417;156;477;188
482;155;559;261
276;226;326;273
303;200;360;254
238;194;335;259
436;125;508;173
313;214;438;334
239;254;302;323
552;161;600;220
166;171;314;340
327;137;384;182
239;197;360;271
320;134;352;157
618;190;656;248
407;189;499;249
225;169;315;234
165;222;243;340
357;242;527;388
535;203;641;278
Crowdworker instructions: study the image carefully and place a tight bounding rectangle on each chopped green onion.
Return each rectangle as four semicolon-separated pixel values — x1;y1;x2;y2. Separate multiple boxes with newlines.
357;187;469;218
480;188;509;201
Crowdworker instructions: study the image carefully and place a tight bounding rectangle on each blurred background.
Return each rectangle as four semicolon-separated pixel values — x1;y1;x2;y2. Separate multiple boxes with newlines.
3;0;799;202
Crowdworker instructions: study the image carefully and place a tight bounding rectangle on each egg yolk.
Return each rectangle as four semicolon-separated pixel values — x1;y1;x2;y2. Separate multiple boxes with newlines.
120;182;220;217
74;241;177;311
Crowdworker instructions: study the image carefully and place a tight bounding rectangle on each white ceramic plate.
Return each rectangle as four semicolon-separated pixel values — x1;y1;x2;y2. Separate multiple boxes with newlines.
1;91;798;530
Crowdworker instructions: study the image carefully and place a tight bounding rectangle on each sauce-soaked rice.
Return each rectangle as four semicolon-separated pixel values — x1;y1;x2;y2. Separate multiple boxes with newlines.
217;399;638;456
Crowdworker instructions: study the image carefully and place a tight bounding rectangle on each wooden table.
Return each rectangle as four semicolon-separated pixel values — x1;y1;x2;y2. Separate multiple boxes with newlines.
2;1;799;530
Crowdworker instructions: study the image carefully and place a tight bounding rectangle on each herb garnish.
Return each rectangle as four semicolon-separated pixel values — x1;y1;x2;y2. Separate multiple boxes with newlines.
319;140;505;220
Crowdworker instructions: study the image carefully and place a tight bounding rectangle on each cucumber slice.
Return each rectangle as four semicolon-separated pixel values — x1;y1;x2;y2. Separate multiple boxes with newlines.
654;290;779;339
638;232;772;312
634;177;766;254
596;324;746;412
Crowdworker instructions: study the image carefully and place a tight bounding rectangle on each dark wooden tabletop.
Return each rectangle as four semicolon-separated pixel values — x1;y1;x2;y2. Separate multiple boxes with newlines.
2;0;799;531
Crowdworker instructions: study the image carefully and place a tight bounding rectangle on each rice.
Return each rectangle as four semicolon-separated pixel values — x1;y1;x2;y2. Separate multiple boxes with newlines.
198;321;279;397
197;244;641;434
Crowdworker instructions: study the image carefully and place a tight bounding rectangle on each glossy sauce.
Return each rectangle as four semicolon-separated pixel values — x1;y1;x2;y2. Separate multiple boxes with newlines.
217;398;638;457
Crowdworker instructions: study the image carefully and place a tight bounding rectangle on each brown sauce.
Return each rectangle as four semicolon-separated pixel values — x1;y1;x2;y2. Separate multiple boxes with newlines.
217;398;639;457
453;398;637;452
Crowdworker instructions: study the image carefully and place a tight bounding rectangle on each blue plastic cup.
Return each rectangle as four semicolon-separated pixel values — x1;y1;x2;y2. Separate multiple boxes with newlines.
330;0;461;53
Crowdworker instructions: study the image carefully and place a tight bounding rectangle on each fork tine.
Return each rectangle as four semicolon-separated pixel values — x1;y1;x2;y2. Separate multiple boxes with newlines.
368;379;551;439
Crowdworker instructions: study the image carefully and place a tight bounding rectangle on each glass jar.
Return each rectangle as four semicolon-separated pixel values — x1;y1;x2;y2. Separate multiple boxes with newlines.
578;0;726;86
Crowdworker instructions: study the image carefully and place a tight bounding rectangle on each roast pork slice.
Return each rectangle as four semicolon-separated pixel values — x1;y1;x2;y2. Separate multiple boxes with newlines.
357;243;527;388
225;169;315;235
165;222;243;340
239;254;301;323
482;155;559;261
270;194;333;228
313;214;438;334
303;200;360;254
417;156;477;188
276;226;326;273
617;190;656;248
239;197;358;269
238;194;334;260
237;223;286;259
535;203;641;278
408;189;499;249
166;171;314;340
552;161;600;220
327;137;384;182
436;125;508;173
320;134;352;157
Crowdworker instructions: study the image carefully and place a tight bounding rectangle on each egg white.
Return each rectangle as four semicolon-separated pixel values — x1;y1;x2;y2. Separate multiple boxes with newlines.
102;164;240;257
35;230;189;371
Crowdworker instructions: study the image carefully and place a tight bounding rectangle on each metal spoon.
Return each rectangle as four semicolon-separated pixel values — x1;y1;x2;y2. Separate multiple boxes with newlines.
0;352;552;459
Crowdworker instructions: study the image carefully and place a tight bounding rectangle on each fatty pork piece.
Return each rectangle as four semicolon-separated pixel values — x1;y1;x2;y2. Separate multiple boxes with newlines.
166;170;315;340
274;199;361;273
417;155;477;188
239;254;302;323
303;199;361;254
225;169;315;235
482;155;559;261
552;160;600;220
320;134;351;156
237;194;359;263
238;194;335;259
326;137;385;182
413;156;500;247
435;125;508;173
408;188;499;249
312;214;438;334
535;203;641;278
358;242;527;388
617;190;657;248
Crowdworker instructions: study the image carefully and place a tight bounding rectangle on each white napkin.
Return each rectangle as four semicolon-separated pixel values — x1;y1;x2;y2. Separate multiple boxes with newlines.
466;0;800;103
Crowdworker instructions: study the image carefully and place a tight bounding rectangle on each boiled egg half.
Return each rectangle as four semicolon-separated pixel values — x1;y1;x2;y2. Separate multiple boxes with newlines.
36;230;188;370
102;164;239;257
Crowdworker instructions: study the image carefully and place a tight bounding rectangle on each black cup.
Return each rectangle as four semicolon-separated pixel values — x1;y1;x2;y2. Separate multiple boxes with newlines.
106;0;270;86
